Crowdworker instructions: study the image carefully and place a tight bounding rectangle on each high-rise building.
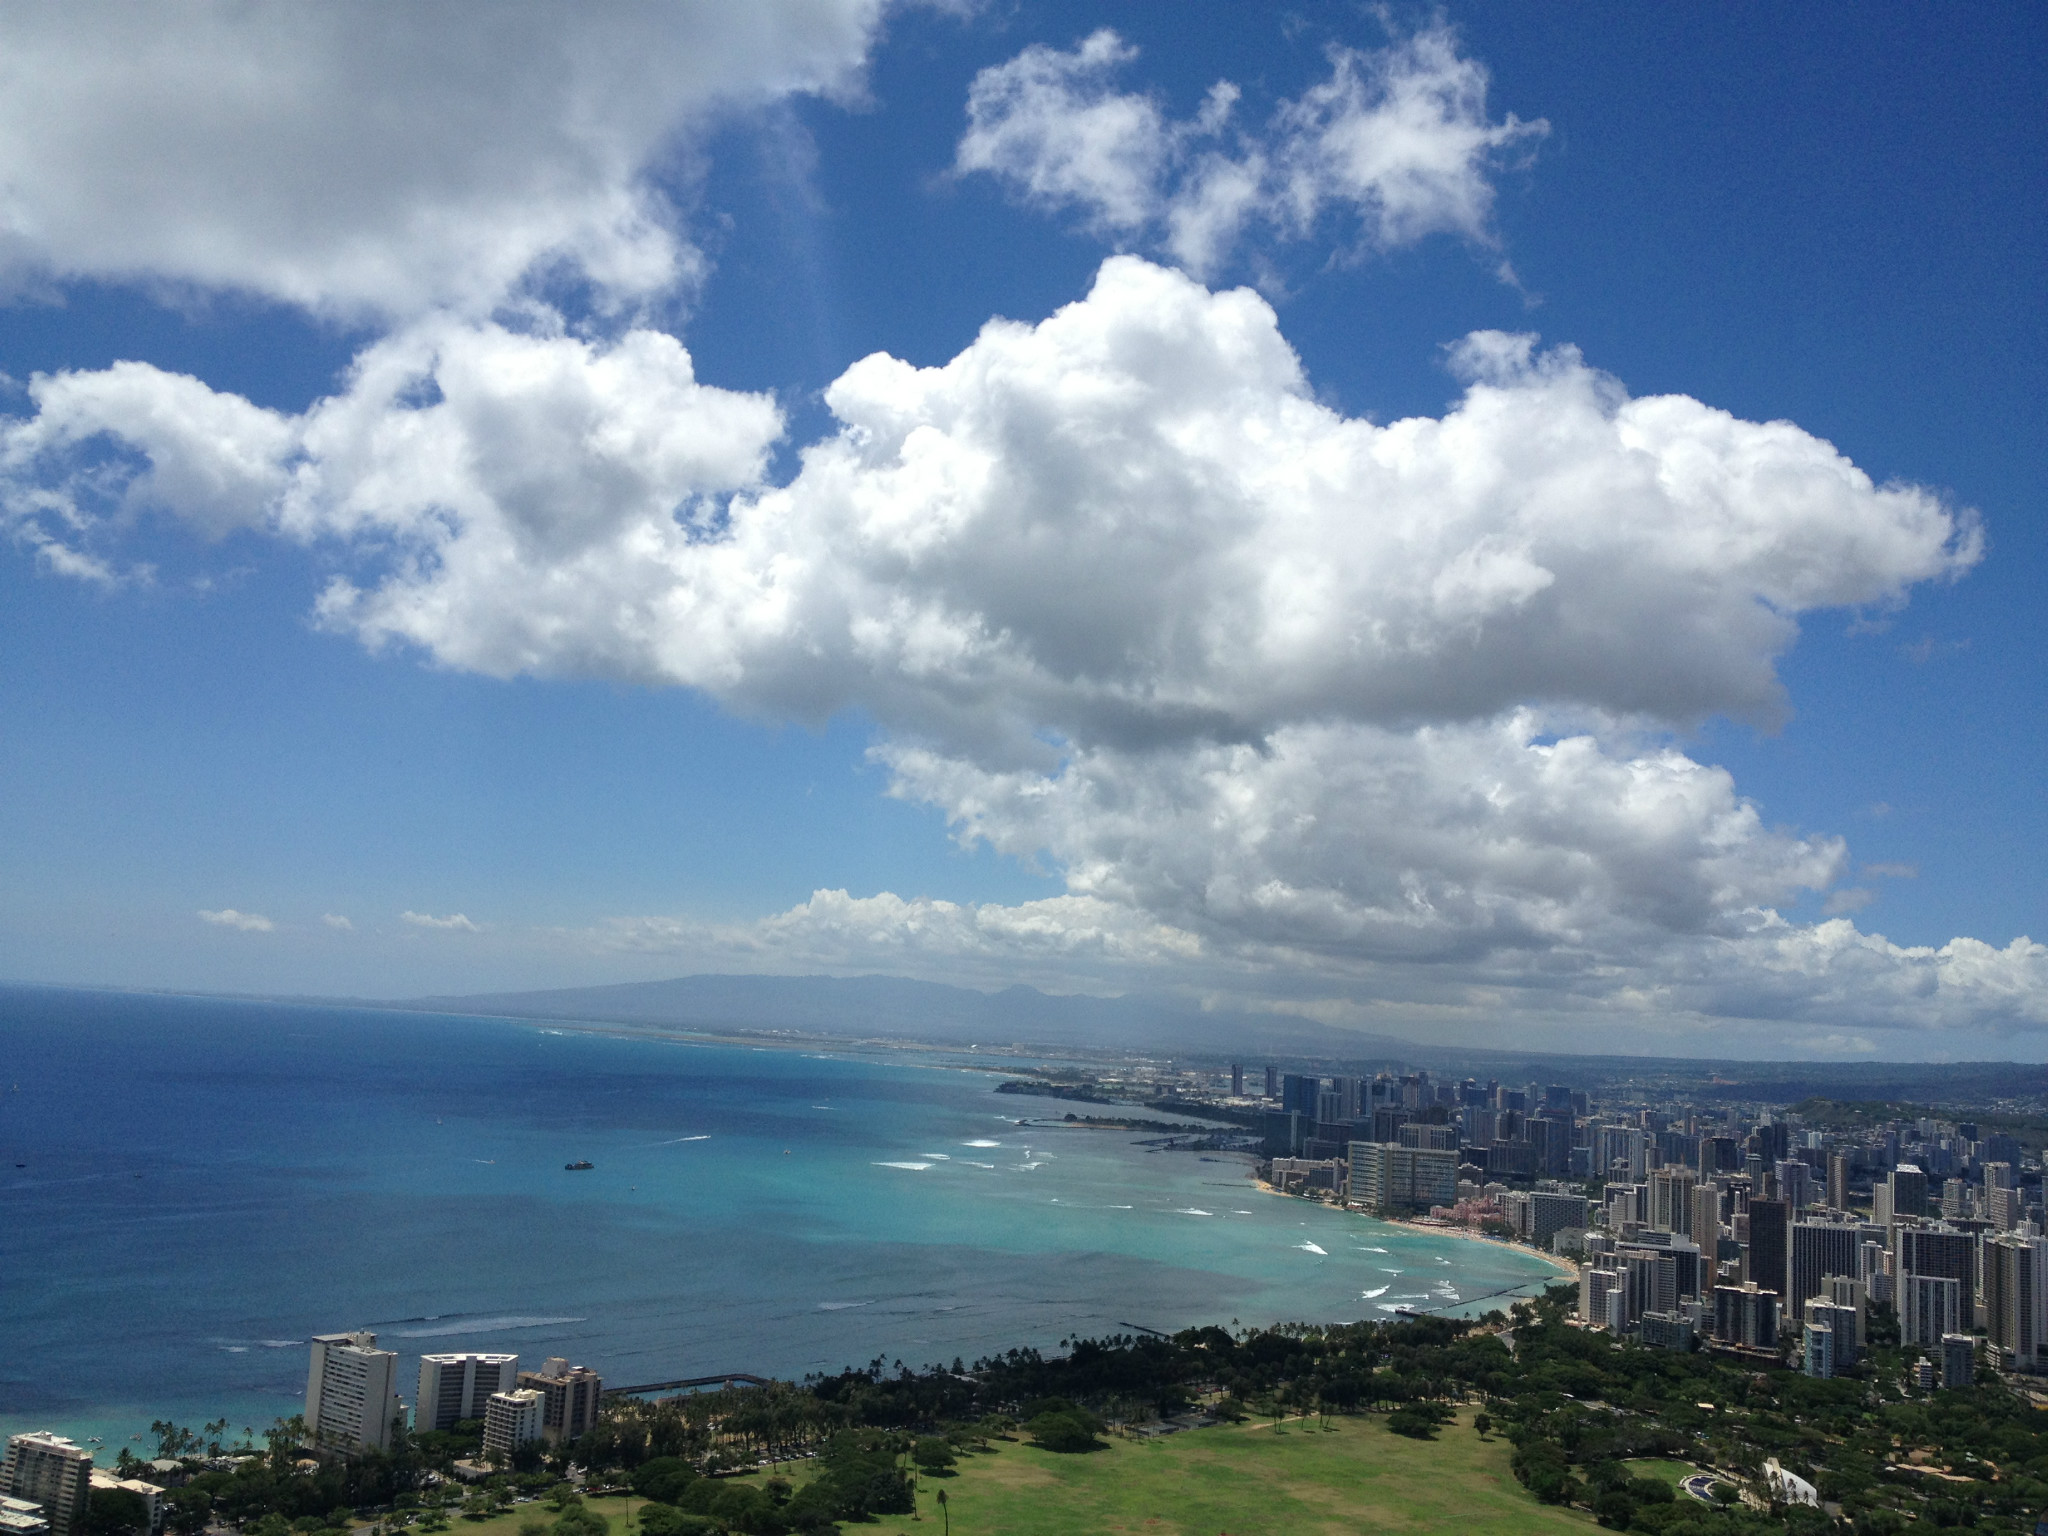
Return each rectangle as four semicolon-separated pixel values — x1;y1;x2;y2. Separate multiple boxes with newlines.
1940;1333;1977;1390
1826;1152;1849;1213
1347;1142;1457;1216
1897;1224;1977;1305
480;1390;545;1461
1983;1234;2046;1374
1649;1168;1697;1237
1263;1065;1277;1099
1527;1192;1589;1253
305;1332;402;1458
417;1354;520;1435
1802;1320;1834;1378
1279;1074;1320;1118
1788;1221;1865;1316
0;1436;90;1536
1886;1165;1929;1223
1691;1183;1724;1251
1711;1283;1779;1350
1775;1159;1813;1211
1230;1064;1243;1098
1745;1199;1788;1297
1901;1274;1964;1348
515;1360;603;1445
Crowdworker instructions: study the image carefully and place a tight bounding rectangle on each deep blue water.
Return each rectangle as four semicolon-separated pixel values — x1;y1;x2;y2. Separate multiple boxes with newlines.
0;986;1556;1447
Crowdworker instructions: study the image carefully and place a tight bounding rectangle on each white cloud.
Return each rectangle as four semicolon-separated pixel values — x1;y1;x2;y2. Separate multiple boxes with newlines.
0;2;890;318
403;911;481;933
6;253;2011;1037
199;908;273;932
322;914;354;931
955;26;1546;278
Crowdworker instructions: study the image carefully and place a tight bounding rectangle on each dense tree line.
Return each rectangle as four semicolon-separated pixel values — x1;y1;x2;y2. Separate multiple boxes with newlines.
130;1289;2048;1536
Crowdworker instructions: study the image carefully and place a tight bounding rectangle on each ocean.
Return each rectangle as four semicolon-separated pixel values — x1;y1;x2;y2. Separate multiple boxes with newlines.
0;985;1557;1449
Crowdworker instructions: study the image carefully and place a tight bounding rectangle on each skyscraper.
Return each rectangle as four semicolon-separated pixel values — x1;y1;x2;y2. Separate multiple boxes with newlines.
1691;1183;1724;1251
306;1332;403;1458
0;1436;90;1536
1984;1234;2046;1373
1649;1168;1697;1237
1788;1220;1864;1315
1825;1151;1848;1212
1901;1274;1964;1347
417;1354;520;1435
1887;1164;1929;1222
1745;1199;1788;1297
1230;1064;1243;1098
1897;1224;1977;1305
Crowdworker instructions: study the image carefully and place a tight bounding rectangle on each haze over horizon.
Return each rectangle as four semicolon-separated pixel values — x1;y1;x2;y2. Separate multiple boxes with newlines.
0;4;2041;1061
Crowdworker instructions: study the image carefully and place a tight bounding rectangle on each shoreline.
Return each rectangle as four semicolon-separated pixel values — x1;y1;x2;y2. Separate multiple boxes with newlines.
1377;1215;1581;1278
1253;1178;1579;1281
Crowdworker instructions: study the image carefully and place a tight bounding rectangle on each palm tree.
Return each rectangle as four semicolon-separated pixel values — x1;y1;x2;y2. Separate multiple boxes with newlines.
935;1489;949;1536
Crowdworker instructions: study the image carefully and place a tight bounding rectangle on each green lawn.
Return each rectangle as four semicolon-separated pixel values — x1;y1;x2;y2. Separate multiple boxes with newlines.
889;1409;1596;1536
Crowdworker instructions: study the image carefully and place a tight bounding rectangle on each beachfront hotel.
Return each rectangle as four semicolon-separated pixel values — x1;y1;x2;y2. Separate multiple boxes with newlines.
306;1332;404;1458
0;1434;90;1536
416;1354;520;1435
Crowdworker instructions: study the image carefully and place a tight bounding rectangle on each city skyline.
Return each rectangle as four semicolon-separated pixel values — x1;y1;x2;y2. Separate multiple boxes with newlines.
0;5;2041;1061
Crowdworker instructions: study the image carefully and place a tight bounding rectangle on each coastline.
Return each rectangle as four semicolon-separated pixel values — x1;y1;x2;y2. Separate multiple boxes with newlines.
1253;1178;1579;1281
1378;1215;1581;1278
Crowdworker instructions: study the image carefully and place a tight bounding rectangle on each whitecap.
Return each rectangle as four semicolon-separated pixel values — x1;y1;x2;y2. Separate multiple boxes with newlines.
1361;1286;1390;1299
817;1301;871;1311
919;1153;951;1160
222;1346;248;1353
1296;1241;1327;1255
963;1139;1003;1148
1374;1303;1406;1312
1360;1246;1389;1254
388;1315;586;1339
646;1134;710;1146
964;1161;997;1169
1177;1208;1214;1217
1110;1204;1134;1209
875;1161;933;1171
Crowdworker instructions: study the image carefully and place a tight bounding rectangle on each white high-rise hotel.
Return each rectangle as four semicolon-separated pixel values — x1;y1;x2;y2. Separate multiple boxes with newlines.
0;1435;91;1536
305;1333;403;1457
416;1355;519;1435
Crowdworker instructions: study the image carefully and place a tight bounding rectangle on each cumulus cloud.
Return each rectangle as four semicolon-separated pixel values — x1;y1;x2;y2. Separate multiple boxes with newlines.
955;26;1546;277
403;911;480;933
3;252;2010;1037
322;914;354;931
199;908;273;932
0;2;890;318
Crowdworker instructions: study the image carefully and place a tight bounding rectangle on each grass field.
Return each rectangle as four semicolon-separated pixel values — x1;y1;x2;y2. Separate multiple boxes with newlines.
890;1409;1595;1536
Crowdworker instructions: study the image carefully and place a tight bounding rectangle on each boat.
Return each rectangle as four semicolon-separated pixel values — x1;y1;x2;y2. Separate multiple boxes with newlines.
564;1160;594;1171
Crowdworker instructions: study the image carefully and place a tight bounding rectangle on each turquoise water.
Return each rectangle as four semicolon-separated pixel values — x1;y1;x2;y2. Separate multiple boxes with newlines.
0;986;1556;1448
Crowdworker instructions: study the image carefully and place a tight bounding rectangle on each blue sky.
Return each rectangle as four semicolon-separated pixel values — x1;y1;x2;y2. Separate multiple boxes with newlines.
0;3;2040;1058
